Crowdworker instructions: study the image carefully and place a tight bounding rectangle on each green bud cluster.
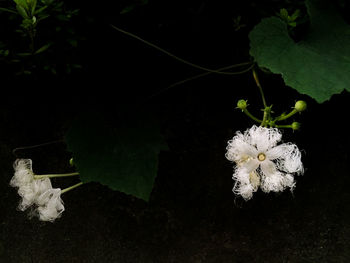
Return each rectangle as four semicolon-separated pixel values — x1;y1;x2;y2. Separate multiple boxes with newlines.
236;99;307;131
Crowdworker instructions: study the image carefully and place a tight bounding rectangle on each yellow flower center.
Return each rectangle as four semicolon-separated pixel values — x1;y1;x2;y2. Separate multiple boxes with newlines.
257;153;266;162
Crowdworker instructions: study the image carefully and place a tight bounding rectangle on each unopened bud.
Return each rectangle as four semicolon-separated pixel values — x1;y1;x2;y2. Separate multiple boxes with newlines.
291;122;301;131
237;99;248;110
294;100;307;112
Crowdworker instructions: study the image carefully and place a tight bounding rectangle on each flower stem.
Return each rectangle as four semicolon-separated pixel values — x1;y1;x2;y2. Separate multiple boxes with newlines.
12;139;64;155
261;106;273;127
242;108;262;123
34;172;79;180
61;182;83;194
275;124;293;129
148;62;255;100
275;108;298;122
252;68;267;108
110;24;253;75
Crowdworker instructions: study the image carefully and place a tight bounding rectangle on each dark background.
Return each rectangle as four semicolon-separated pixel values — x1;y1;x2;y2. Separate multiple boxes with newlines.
1;0;350;262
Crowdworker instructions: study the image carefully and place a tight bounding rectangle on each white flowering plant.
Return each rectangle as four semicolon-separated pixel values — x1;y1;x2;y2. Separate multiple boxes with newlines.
7;12;313;223
10;158;82;222
105;25;308;202
225;69;306;200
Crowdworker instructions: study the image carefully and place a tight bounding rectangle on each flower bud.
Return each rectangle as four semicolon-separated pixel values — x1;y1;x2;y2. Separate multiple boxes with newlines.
291;122;301;131
294;100;307;112
237;99;248;110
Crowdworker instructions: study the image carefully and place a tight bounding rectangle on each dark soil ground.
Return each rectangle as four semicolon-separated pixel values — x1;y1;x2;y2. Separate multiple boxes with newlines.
1;0;350;262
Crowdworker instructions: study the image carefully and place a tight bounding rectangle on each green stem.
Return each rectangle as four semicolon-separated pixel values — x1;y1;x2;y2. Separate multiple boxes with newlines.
34;172;79;180
12;139;64;155
110;24;253;75
147;62;255;99
275;109;298;122
252;68;267;108
261;106;273;127
275;124;293;129
61;182;83;194
261;110;269;127
242;108;262;123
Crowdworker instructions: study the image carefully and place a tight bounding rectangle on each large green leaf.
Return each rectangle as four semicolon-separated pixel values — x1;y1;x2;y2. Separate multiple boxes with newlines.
120;0;148;14
249;0;350;103
65;107;167;201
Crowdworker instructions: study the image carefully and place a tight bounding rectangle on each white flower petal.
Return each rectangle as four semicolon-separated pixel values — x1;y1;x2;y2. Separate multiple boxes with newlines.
17;184;37;211
10;159;34;188
267;143;303;174
260;159;277;177
232;167;250;185
36;188;64;222
266;144;294;160
283;147;304;174
260;161;296;192
232;167;258;200
243;158;260;173
226;132;258;162
17;178;52;211
260;160;284;192
248;125;282;152
33;178;52;196
283;174;296;189
234;183;254;200
260;171;285;192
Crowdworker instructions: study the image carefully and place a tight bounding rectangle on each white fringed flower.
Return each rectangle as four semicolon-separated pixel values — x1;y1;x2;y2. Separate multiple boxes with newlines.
17;177;52;211
10;159;35;188
10;159;52;210
10;158;65;222
226;125;304;200
36;188;64;222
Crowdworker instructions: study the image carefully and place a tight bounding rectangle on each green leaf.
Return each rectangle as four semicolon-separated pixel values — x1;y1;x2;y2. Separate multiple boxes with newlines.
34;5;47;14
34;43;50;54
120;0;148;14
31;0;37;16
17;52;32;56
65;107;167;201
41;0;54;5
288;21;296;27
290;9;300;21
249;0;350;103
37;14;50;22
279;8;289;20
13;0;28;9
16;4;29;18
0;7;18;14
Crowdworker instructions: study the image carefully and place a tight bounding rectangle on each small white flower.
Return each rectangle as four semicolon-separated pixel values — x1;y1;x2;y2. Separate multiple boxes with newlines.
17;177;52;211
10;158;65;222
10;159;35;188
36;188;64;222
226;125;304;200
10;159;53;211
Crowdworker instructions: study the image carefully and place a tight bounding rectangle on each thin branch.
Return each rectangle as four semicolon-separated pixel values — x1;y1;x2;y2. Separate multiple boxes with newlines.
111;24;253;75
